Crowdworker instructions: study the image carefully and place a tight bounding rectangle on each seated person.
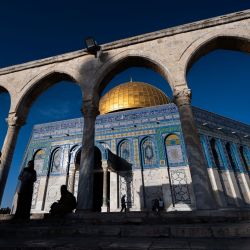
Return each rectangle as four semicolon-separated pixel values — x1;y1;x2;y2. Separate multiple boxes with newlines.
50;185;77;216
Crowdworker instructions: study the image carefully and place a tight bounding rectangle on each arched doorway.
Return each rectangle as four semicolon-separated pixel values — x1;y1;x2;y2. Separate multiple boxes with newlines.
186;36;250;208
7;73;83;212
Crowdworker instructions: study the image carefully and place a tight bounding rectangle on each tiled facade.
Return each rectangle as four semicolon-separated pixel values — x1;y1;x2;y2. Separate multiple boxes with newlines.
12;104;250;213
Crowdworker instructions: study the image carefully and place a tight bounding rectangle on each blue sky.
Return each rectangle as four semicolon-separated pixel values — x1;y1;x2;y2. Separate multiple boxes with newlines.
0;1;250;207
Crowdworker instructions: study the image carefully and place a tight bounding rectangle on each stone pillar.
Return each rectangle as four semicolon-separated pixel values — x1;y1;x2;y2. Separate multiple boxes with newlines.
68;166;76;194
0;114;25;205
101;160;108;212
173;88;215;210
77;101;99;210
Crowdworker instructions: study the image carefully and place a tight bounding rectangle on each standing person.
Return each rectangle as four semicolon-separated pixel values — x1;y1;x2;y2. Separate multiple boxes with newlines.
158;197;164;212
14;160;37;220
152;198;159;213
50;185;77;216
120;195;127;212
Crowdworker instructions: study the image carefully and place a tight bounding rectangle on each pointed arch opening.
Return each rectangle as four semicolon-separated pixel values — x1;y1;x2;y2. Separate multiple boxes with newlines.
186;35;250;126
4;72;83;210
97;55;174;95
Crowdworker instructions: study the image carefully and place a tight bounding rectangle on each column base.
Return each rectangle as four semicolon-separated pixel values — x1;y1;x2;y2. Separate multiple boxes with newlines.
101;206;108;212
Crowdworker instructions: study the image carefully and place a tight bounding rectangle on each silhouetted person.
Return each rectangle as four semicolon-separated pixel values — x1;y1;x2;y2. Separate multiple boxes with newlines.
50;185;77;216
152;198;159;213
120;195;127;212
14;160;37;220
158;197;164;212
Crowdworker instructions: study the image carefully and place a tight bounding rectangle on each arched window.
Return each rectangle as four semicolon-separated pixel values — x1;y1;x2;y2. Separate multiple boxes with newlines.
50;148;62;173
119;140;131;163
142;138;156;166
225;143;237;171
210;138;223;168
200;135;213;168
165;134;183;164
33;149;45;173
239;146;250;172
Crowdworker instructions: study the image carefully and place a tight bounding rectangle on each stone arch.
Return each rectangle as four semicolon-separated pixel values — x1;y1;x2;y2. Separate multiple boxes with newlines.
14;70;83;118
164;133;185;166
182;32;250;76
74;146;82;166
95;142;108;161
92;51;175;95
32;149;46;173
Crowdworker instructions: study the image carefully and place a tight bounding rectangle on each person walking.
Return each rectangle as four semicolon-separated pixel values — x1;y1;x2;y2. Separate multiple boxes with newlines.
120;195;127;212
14;160;37;220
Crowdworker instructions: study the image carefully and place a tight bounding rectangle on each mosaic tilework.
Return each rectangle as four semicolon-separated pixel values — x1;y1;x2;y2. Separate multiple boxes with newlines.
133;138;140;169
170;170;191;204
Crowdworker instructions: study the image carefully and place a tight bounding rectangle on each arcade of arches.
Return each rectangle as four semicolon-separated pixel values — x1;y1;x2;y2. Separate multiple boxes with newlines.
1;10;250;212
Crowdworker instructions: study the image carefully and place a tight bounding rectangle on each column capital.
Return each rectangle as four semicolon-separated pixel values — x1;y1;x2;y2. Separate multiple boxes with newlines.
6;114;25;127
81;100;100;118
173;88;192;107
102;160;108;171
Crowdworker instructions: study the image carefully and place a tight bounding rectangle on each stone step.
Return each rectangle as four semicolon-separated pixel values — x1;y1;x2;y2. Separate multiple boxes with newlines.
2;209;250;225
1;221;250;239
0;237;249;250
1;210;250;249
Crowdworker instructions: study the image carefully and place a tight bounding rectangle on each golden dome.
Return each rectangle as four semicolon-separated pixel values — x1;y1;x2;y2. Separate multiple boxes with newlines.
99;81;169;115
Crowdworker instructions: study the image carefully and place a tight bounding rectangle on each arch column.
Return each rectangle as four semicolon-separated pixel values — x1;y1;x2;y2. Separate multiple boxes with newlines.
77;100;99;210
101;160;108;212
173;87;215;210
0;113;25;205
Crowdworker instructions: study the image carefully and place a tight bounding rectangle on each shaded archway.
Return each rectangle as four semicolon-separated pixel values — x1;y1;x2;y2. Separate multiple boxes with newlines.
1;72;83;210
186;35;250;125
185;35;250;208
78;54;174;211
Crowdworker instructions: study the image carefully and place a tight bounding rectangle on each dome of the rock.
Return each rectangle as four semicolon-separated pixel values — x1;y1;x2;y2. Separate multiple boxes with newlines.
99;82;169;115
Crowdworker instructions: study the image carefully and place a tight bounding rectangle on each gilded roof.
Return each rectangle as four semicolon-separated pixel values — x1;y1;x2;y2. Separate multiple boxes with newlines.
99;81;169;115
